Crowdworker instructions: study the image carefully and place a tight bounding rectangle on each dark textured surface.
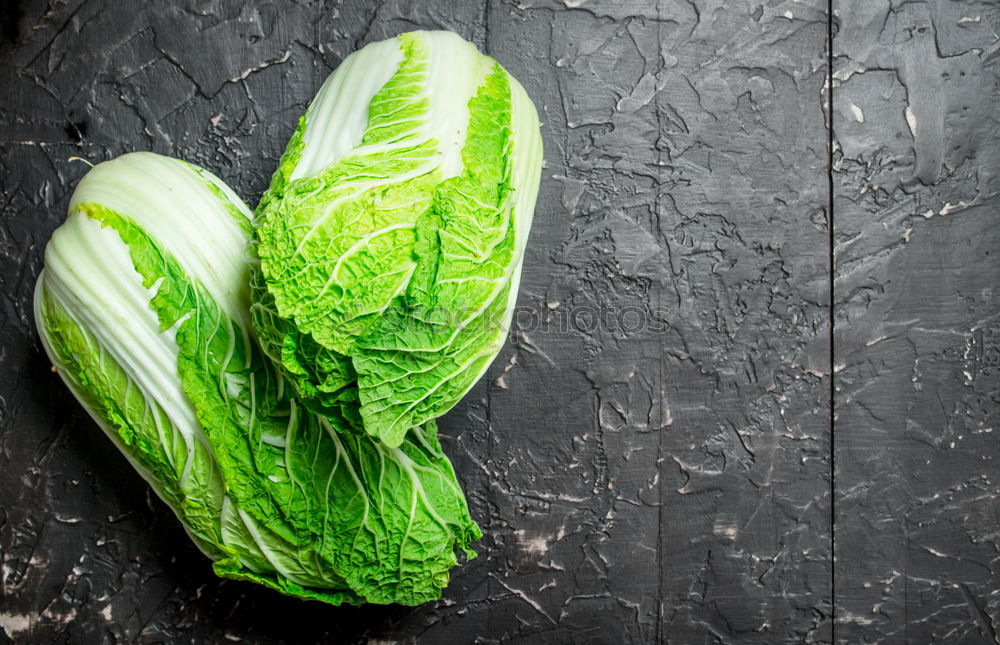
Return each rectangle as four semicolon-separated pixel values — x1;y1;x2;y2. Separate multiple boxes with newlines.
0;0;993;643
833;1;1000;643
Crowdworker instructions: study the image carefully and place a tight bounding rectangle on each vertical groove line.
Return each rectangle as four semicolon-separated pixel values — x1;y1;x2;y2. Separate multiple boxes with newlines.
654;4;665;643
827;0;837;641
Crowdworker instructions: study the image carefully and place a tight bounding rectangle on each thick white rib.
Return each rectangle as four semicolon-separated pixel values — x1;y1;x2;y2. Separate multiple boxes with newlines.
67;152;252;329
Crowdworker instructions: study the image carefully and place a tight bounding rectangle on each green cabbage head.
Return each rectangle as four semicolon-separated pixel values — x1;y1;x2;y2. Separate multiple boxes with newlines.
252;30;543;447
34;152;480;605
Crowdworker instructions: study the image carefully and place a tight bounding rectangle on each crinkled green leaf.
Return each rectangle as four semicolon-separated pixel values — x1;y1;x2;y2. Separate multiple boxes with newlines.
253;30;543;447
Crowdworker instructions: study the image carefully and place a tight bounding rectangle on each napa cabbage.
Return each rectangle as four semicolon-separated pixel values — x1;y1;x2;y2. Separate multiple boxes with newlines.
252;30;543;447
34;152;480;605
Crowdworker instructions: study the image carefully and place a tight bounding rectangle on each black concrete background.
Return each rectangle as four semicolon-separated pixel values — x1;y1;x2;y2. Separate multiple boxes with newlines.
833;1;1000;643
0;1;995;643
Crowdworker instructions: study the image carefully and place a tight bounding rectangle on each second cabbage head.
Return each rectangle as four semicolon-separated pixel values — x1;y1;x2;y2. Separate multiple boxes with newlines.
252;30;543;448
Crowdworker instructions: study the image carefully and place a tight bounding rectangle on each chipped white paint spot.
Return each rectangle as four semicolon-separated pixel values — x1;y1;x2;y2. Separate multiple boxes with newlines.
0;613;33;637
939;201;969;216
514;527;567;558
958;15;981;24
230;50;291;83
53;608;77;625
784;10;794;19
850;103;864;123
922;201;971;218
881;570;902;586
833;63;865;82
713;519;739;540
904;106;917;138
515;531;552;556
842;613;875;625
494;354;518;391
99;605;113;621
